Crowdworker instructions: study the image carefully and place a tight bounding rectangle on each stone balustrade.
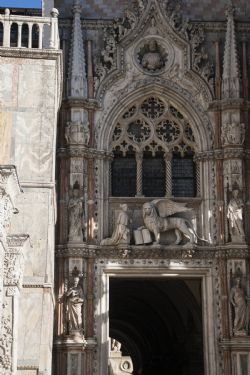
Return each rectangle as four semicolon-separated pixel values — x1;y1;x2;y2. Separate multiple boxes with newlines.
0;7;59;49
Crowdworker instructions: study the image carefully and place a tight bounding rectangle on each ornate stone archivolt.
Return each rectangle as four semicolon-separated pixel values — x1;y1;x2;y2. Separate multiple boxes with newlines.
96;79;213;151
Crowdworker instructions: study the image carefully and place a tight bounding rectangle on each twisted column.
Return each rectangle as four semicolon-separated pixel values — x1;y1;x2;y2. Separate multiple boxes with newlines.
136;152;143;196
195;160;201;197
164;153;172;197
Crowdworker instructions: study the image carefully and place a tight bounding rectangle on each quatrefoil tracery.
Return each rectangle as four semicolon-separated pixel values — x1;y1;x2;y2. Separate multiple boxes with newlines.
111;96;196;155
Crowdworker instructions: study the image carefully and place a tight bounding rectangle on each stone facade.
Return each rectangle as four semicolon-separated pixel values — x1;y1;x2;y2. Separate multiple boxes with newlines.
1;0;250;374
0;7;62;375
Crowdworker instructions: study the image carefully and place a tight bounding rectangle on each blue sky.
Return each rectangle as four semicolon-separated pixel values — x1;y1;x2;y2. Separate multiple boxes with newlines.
0;0;41;8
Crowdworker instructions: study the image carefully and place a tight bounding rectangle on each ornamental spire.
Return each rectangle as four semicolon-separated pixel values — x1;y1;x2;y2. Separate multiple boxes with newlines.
67;0;87;98
222;1;240;98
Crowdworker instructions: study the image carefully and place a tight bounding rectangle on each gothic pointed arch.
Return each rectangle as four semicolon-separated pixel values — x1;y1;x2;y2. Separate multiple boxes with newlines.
101;85;210;199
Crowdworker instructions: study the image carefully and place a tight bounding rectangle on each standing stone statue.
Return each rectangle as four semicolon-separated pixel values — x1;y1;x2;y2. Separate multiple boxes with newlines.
101;204;130;246
230;278;249;335
64;276;84;333
68;182;85;242
227;189;245;242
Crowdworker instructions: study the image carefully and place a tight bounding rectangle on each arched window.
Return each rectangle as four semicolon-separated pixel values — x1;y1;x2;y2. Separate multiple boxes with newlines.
10;23;18;47
32;24;39;48
21;23;29;48
111;96;197;198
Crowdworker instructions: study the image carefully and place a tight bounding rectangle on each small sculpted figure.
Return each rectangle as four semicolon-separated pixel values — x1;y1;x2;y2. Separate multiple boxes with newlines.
101;204;130;246
111;338;122;352
230;278;248;335
227;189;245;242
64;276;84;332
68;183;85;243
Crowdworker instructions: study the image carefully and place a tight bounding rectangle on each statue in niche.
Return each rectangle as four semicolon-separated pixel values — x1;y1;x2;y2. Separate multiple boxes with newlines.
68;182;85;243
140;40;165;72
230;278;249;335
227;189;245;242
221;121;245;145
101;204;131;246
61;269;84;334
65;121;90;145
141;199;206;246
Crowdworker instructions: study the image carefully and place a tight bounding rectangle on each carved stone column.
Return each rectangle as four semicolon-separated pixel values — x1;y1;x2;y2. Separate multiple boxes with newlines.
164;153;172;197
135;152;143;197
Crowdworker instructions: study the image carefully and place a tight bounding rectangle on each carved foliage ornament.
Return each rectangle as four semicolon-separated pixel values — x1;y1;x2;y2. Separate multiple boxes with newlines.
0;304;12;373
3;250;24;286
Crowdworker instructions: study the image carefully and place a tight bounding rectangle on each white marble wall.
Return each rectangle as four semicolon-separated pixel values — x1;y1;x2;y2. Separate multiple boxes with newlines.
0;50;62;374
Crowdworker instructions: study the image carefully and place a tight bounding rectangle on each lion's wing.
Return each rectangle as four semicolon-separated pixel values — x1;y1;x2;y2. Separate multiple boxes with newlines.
152;199;193;218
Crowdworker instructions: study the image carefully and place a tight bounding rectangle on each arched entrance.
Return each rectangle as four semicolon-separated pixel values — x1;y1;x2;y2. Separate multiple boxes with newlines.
109;277;204;375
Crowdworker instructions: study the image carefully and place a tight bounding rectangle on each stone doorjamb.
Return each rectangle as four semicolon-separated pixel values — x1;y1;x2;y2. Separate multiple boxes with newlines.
94;259;219;375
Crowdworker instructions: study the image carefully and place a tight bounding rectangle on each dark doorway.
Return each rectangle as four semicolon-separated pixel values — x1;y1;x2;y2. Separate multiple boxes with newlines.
109;278;204;375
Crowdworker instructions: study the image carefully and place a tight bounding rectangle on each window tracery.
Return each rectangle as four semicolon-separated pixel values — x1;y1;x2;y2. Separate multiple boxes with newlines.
111;96;197;197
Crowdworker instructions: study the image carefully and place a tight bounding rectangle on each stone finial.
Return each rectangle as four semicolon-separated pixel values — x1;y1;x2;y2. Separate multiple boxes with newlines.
67;0;87;98
222;1;240;98
50;8;59;18
225;0;235;18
